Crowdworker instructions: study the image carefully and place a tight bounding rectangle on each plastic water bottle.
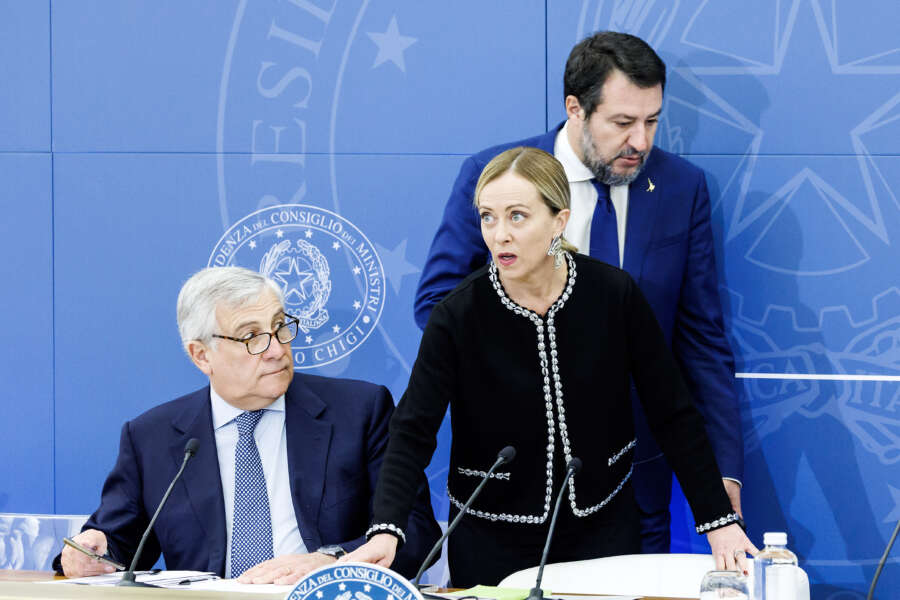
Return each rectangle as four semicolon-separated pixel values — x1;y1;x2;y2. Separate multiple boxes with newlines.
754;532;798;599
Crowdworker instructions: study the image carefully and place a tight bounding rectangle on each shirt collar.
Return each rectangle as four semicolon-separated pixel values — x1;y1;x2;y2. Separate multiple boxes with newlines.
554;121;596;183
210;386;286;431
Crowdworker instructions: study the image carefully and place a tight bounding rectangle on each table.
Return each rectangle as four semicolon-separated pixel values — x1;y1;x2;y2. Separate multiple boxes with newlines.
0;571;284;599
0;571;694;600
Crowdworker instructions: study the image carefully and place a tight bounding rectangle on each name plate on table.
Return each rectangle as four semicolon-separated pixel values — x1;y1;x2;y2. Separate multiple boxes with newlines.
286;563;424;600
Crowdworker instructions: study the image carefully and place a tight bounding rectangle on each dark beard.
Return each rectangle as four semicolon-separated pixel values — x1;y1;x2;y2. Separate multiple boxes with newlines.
581;126;647;186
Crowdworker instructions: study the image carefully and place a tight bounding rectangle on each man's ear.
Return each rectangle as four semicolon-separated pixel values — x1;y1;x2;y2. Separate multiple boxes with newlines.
564;95;586;120
187;340;213;376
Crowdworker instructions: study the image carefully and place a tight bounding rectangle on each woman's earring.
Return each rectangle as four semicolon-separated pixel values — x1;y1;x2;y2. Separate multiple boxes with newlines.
547;234;563;269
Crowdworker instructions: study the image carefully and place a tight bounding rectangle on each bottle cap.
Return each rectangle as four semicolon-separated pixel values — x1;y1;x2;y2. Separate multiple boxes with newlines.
764;531;788;546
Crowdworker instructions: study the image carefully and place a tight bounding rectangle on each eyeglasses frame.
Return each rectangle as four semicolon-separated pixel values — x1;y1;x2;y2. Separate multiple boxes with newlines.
211;315;300;355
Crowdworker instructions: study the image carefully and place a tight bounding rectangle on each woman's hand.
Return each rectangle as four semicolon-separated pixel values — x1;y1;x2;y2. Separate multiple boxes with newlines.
706;523;758;574
339;534;398;568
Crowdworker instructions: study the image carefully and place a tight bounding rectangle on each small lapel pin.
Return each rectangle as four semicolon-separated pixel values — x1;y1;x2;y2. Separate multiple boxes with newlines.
647;178;655;192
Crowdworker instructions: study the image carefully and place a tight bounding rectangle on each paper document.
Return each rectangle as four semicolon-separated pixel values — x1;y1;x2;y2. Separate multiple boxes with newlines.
41;570;219;587
185;578;296;594
442;586;549;600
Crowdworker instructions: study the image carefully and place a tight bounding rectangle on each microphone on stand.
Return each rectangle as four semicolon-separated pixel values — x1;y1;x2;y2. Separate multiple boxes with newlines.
117;438;200;587
412;445;516;588
867;516;900;600
526;457;582;600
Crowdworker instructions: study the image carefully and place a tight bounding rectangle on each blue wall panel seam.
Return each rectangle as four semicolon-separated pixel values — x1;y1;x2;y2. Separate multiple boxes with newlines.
544;0;549;133
36;151;900;158
49;0;56;515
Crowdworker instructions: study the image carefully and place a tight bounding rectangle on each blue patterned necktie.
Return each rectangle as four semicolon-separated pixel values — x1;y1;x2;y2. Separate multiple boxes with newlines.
589;179;620;267
231;410;274;578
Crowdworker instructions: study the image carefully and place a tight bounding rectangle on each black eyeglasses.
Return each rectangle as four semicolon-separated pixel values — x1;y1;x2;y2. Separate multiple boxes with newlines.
212;316;300;355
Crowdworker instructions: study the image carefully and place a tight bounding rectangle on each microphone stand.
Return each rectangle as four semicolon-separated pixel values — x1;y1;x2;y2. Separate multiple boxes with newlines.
526;457;582;600
118;438;199;587
412;446;516;588
867;516;900;600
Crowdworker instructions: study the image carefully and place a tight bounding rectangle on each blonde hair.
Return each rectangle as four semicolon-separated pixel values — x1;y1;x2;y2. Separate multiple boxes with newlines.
474;146;578;253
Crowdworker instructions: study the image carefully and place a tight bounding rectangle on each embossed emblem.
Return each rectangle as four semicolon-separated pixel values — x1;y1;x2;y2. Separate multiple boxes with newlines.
209;204;386;369
285;563;423;600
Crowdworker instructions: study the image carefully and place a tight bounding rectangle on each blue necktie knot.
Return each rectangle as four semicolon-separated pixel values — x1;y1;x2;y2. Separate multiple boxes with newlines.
235;410;265;437
592;179;612;212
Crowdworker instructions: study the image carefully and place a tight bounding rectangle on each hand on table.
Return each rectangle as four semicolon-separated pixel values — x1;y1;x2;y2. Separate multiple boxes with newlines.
706;523;758;574
338;534;398;569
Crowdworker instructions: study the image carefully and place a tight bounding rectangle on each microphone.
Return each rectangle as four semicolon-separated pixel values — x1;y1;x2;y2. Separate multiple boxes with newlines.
412;445;516;587
867;515;900;600
117;438;200;587
526;457;582;600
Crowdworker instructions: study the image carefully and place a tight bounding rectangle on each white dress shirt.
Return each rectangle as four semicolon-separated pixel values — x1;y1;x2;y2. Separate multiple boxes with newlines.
554;122;628;267
210;388;307;578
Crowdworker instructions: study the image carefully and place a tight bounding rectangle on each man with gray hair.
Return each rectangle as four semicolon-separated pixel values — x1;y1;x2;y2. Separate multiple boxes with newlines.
57;266;440;583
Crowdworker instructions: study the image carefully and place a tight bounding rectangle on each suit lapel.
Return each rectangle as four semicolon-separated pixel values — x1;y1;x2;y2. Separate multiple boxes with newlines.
535;125;562;153
284;378;333;552
623;151;662;283
170;387;227;575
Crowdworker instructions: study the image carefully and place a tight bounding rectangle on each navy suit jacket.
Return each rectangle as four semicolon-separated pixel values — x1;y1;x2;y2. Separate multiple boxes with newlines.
414;123;742;485
76;374;440;578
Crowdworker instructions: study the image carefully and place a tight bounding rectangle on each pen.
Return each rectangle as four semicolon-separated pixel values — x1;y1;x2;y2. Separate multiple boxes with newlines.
178;575;220;585
62;537;127;571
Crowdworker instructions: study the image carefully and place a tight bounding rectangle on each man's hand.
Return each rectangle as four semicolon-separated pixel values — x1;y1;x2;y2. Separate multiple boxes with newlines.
237;552;336;585
338;534;398;568
707;523;758;574
723;479;742;516
60;529;113;577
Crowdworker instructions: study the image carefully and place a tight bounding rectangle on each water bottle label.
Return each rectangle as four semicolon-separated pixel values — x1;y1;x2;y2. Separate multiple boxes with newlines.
765;564;795;599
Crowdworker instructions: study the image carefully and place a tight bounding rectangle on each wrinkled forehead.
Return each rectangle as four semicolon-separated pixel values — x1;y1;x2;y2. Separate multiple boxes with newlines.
215;288;285;330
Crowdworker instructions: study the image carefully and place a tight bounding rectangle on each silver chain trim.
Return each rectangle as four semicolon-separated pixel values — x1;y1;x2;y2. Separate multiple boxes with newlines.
609;438;637;466
365;523;406;544
457;467;510;480
695;512;740;534
572;465;633;517
462;253;576;524
490;254;632;519
447;486;545;524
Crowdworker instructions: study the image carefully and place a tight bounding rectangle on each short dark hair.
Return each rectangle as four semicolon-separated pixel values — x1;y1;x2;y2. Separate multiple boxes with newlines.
563;31;666;117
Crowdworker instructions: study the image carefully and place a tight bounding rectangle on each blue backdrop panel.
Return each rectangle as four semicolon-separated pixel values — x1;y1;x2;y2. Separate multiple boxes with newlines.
698;153;900;596
0;154;53;512
50;0;239;152
0;0;50;151
694;154;900;336
52;152;220;512
51;0;545;156
329;0;546;154
204;0;546;155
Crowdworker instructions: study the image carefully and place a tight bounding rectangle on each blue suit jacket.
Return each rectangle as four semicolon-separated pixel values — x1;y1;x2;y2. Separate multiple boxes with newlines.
414;123;742;484
78;374;440;578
